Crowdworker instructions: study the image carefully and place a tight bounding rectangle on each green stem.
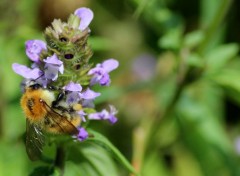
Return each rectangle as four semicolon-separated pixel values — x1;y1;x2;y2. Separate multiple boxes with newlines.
55;145;65;176
197;0;233;55
0;101;3;137
0;75;4;138
131;126;147;175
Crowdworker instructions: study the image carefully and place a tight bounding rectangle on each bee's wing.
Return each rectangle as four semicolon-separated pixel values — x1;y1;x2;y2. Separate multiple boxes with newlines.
26;119;45;161
43;101;79;135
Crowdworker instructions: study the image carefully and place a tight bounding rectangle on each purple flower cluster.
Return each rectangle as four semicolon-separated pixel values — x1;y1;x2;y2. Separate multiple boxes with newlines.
88;59;119;86
12;7;119;142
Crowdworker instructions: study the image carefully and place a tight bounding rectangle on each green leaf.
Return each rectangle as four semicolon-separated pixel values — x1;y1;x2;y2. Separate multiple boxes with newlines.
175;81;240;175
29;166;55;176
210;69;240;104
158;28;183;50
142;152;170;176
205;44;239;73
184;30;204;49
66;142;119;176
210;69;240;92
86;129;139;176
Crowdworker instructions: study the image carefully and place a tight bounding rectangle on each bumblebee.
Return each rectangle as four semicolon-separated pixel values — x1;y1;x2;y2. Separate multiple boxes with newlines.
20;81;81;161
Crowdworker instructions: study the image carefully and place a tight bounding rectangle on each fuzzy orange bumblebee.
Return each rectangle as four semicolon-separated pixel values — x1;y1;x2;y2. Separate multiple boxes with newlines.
20;85;81;134
20;87;55;123
21;84;82;161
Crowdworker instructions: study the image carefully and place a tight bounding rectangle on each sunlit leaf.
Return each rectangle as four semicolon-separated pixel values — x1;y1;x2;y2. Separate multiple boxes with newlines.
184;30;204;49
86;129;138;175
142;151;170;176
66;142;119;176
205;44;239;73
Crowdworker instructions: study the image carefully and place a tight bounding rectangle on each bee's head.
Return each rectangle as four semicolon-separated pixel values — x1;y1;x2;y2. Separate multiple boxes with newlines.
22;80;42;92
29;83;42;90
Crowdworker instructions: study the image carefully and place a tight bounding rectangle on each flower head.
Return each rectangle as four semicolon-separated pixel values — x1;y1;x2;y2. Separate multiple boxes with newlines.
88;59;119;86
25;40;47;63
12;7;119;146
74;7;94;31
88;105;118;124
43;54;64;81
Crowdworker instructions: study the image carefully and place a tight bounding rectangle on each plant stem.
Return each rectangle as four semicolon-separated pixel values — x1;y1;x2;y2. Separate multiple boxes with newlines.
197;0;233;55
0;75;4;138
131;126;146;175
55;145;65;176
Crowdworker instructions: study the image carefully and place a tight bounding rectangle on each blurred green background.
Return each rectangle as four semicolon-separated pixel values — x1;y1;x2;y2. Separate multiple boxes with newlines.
1;0;240;175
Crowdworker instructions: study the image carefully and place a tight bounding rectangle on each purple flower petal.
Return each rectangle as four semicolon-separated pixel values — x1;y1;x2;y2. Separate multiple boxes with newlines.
59;64;64;74
77;127;88;141
88;59;118;86
25;40;46;62
102;59;119;73
82;99;95;108
81;88;101;100
64;82;82;92
43;54;63;65
43;54;64;81
74;7;94;31
77;110;87;122
12;63;43;79
108;105;118;124
66;92;81;104
88;105;118;124
88;110;109;120
35;76;50;88
99;73;110;86
44;64;59;81
108;114;118;124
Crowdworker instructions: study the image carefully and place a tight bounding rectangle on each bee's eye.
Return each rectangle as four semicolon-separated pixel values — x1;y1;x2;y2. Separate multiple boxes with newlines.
60;37;68;42
64;54;74;59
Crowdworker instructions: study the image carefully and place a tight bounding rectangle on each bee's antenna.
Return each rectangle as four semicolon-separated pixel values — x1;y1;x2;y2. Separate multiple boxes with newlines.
33;73;44;82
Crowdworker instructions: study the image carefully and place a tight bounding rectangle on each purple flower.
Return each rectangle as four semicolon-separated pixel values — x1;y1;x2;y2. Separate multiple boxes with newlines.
76;127;88;141
74;7;94;31
64;82;100;105
43;54;64;81
77;110;87;122
65;81;82;92
64;82;82;104
12;63;43;79
88;59;119;86
82;99;95;108
81;88;101;99
25;40;47;63
88;105;118;124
